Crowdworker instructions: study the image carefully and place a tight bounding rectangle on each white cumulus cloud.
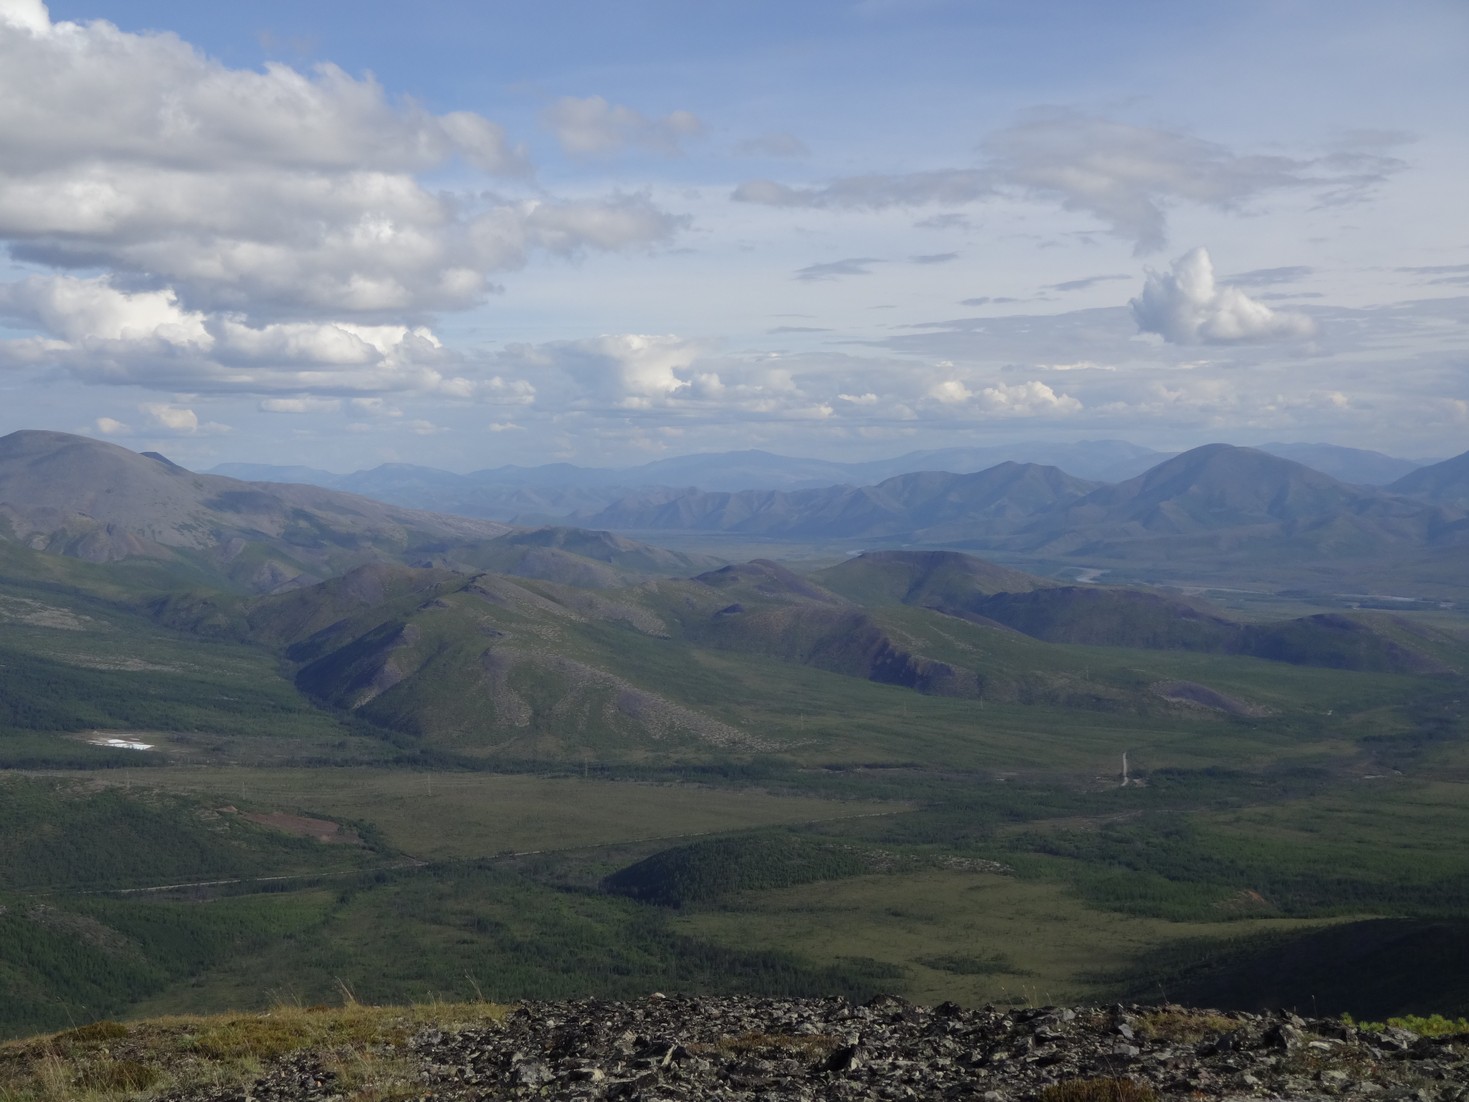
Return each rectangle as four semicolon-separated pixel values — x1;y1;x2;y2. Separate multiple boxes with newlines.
974;380;1081;415
0;275;468;395
926;377;1080;416
0;1;685;367
515;333;705;407
140;402;228;434
928;379;972;404
1131;247;1317;344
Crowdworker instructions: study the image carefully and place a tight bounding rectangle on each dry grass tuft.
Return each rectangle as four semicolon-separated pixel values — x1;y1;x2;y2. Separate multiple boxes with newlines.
0;1001;509;1102
73;1059;158;1093
1136;1006;1237;1044
1039;1077;1159;1102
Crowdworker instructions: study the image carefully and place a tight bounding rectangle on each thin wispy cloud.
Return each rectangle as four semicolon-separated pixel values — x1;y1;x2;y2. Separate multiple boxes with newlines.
734;132;809;158
1398;264;1469;286
1226;266;1314;287
794;258;884;281
736;110;1407;254
540;95;704;157
1046;274;1131;292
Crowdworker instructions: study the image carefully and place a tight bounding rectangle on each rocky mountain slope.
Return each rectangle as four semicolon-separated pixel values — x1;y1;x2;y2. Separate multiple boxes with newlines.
4;996;1463;1101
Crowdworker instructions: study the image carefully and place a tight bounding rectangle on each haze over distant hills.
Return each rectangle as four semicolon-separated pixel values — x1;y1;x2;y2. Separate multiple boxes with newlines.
1017;444;1468;560
1390;449;1469;509
0;430;720;594
579;444;1469;574
12;429;1467;595
210;439;1442;525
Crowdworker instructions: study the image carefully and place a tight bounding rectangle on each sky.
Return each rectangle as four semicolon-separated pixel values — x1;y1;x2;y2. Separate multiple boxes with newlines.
0;0;1465;473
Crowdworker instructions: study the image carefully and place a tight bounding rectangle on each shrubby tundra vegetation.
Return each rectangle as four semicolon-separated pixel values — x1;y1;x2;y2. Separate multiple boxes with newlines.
1;430;1468;1046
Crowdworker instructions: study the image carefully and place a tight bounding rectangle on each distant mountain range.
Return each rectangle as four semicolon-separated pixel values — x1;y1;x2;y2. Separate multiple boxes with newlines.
0;431;716;594
2;428;1465;756
209;440;1443;523
1389;449;1469;509
580;444;1469;567
579;463;1101;540
9;430;1468;596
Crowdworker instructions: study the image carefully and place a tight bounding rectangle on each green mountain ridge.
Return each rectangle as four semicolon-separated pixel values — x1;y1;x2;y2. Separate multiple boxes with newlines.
3;429;1469;1042
226;549;1461;757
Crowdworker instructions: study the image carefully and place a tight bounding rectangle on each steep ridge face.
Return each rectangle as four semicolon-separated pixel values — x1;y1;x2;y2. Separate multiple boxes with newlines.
280;568;768;754
815;549;1455;675
1258;441;1436;486
270;557;998;751
668;560;981;694
885;463;1101;540
1390;448;1469;508
814;549;1055;608
974;586;1241;649
487;526;723;575
0;430;510;592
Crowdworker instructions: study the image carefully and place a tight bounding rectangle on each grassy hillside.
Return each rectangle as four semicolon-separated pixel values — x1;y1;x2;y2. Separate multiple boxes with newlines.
0;776;377;893
242;548;1462;765
813;548;1055;606
0;774;390;1036
604;832;872;907
0;768;901;1037
0;569;379;768
1107;918;1469;1017
2;475;1468;1043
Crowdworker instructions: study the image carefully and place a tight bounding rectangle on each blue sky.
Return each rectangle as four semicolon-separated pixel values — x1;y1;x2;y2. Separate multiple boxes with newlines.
1;0;1465;470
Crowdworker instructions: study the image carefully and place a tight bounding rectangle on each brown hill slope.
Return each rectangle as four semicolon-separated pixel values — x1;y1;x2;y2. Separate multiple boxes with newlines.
0;430;509;592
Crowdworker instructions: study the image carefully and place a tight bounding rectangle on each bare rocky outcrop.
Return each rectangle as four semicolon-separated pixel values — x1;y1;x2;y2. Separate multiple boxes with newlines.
163;994;1468;1101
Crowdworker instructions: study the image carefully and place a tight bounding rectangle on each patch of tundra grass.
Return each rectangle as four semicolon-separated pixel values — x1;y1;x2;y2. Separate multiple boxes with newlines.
673;869;1335;1008
0;1002;509;1102
125;865;902;1019
82;768;899;860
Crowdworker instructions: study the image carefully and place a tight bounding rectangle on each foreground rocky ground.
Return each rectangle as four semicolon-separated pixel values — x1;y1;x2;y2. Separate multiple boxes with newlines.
142;995;1467;1102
